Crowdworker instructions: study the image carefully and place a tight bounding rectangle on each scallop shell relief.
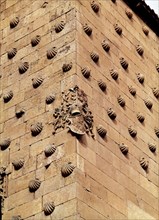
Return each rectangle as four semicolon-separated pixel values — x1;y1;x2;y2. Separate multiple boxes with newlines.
0;138;11;150
31;122;43;136
91;1;99;13
28;179;41;192
61;162;75;177
98;80;106;91
43;202;55;216
12;159;24;170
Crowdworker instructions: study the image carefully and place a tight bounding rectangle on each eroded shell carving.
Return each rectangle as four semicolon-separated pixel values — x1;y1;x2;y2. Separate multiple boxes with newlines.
62;62;72;72
81;67;91;78
125;9;133;19
119;143;129;155
128;126;137;137
12;159;24;170
101;40;110;52
19;62;29;74
3;90;13;103
44;144;56;157
7;48;17;59
11;215;22;220
110;69;118;80
137;73;144;84
96;125;107;138
98;80;106;91
136;45;144;56
45;94;55;104
111;0;116;3
31;35;41;47
142;26;149;36
29;179;41;192
61;162;75;177
114;24;122;35
90;51;99;63
137;113;145;123
55;21;65;33
32;77;43;88
148;143;156;153
128;86;136;96
91;1;99;13
10;17;19;28
0;138;11;150
107;108;116;120
47;47;57;59
156;64;159;73
43;202;55;216
117;95;125;107
139;157;149;170
144;99;153;109
120;57;128;70
15;107;25;118
152;87;159;99
83;23;92;36
31;122;43;136
154;127;159;138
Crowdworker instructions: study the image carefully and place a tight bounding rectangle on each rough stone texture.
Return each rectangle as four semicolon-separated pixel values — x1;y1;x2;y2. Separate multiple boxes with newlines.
0;0;159;219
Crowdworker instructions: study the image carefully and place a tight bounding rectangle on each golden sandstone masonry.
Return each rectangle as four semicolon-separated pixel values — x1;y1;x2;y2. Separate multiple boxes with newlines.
0;0;159;219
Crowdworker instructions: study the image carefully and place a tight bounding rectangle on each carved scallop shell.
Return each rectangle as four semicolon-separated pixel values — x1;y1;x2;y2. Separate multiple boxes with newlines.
96;125;107;138
107;108;116;120
29;179;41;192
110;69;118;80
31;35;41;47
47;47;57;59
128;126;137;137
154;127;159;138
125;9;133;19
114;24;122;35
83;23;92;36
136;45;144;56
31;122;43;136
15;107;25;118
139;157;149;170
0;138;11;150
55;21;65;33
144;99;153;109
136;73;144;84
3;90;13;103
12;159;24;170
62;62;72;72
43;202;55;216
117;95;125;107
119;143;129;155
19;62;29;74
61;162;75;177
11;215;22;220
111;0;116;3
44;144;56;157
128;86;136;96
91;1;99;13
148;143;156;153
81;67;91;78
98;80;106;91
142;26;149;36
137;113;145;123
32;77;43;88
45;94;55;104
156;64;159;73
120;57;128;70
152;87;159;99
10;17;19;28
7;48;17;59
90;51;99;63
101;40;110;52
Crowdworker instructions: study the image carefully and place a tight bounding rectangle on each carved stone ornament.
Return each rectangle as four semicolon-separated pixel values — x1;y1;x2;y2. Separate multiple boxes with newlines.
136;45;144;56
0;138;11;150
12;159;24;170
111;0;116;3
128;126;137;137
98;80;106;91
62;62;72;72
156;64;159;73
128;86;136;96
119;143;129;155
55;21;65;33
32;76;43;88
47;47;57;59
43;202;55;216
83;23;92;36
0;166;7;216
3;90;13;103
61;162;75;177
31;35;41;47
136;73;144;84
148;143;156;153
137;113;145;123
139;157;149;170
45;93;55;104
10;17;19;28
31;122;43;136
142;26;149;36
81;67;91;78
107;108;116;120
19;62;29;74
91;1;99;13
154;127;159;138
11;216;23;220
120;57;128;70
117;95;125;107
28;179;41;192
44;144;56;157
101;40;110;52
110;69;118;80
144;99;153;109
7;48;17;59
90;51;99;63
15;106;25;118
125;8;133;19
114;24;122;35
96;125;107;138
152;87;159;99
52;86;94;137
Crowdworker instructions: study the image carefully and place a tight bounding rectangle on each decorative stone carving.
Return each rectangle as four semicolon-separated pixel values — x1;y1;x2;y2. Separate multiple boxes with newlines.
43;202;55;216
142;26;149;36
90;51;99;63
81;67;91;78
47;47;57;59
12;159;24;170
136;73;144;84
156;64;159;73
128;86;136;96
7;48;17;59
139;157;149;170
62;62;72;72
119;143;129;155
41;1;48;8
28;179;41;192
152;87;159;99
3;91;13;103
15;106;25;118
52;86;94;137
19;62;29;74
136;45;144;56
83;23;92;36
0;138;11;151
154;127;159;138
144;99;153;109
45;94;55;104
44;144;56;157
31;35;41;47
148;143;156;153
96;125;107;138
98;80;106;92
55;21;65;33
10;17;19;28
125;9;133;19
128;126;137;137
107;108;116;120
110;69;118;80
91;1;99;13
32;77;43;88
111;0;116;3
101;40;110;52
120;57;128;70
137;113;145;123
117;95;125;107
11;216;22;220
0;167;7;216
61;162;75;177
114;24;122;35
31;122;43;136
